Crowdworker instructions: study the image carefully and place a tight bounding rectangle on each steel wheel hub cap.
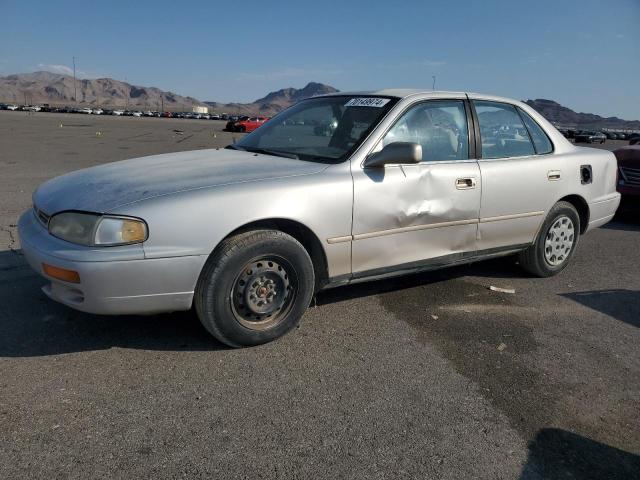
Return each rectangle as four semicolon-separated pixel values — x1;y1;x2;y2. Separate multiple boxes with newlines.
544;215;575;266
231;258;294;328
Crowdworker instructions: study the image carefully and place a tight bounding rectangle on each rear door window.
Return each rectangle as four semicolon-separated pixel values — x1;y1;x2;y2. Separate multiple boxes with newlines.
473;100;535;159
518;108;553;154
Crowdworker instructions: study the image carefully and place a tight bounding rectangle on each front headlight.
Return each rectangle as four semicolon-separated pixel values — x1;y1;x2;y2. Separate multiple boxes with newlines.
48;212;147;246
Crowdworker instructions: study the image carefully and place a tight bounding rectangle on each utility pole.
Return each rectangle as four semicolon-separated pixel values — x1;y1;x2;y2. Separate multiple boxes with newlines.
72;56;78;105
432;75;436;90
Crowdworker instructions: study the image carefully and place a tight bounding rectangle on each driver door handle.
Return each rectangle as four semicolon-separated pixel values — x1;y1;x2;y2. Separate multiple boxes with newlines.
456;177;476;190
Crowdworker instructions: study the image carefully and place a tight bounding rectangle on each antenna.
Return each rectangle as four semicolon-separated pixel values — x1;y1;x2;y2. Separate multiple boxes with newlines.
73;56;78;105
432;75;436;90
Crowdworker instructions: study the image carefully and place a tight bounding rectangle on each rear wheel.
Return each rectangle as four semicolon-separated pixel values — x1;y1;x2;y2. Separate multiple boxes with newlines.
195;230;315;347
518;201;580;277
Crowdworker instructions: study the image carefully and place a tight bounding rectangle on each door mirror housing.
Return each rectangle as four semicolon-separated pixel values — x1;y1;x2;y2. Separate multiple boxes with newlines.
364;142;422;168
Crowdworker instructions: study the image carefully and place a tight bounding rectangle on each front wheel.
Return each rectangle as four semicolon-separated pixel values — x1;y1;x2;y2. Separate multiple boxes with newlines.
518;201;580;277
195;230;315;347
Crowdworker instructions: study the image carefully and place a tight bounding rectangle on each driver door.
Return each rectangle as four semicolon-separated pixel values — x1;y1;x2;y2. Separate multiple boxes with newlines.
351;98;481;277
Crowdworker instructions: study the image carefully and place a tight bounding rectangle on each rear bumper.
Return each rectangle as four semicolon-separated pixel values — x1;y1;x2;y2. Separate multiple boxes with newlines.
18;210;206;315
586;193;621;232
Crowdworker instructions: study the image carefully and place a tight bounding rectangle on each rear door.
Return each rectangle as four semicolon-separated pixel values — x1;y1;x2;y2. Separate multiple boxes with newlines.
471;98;563;250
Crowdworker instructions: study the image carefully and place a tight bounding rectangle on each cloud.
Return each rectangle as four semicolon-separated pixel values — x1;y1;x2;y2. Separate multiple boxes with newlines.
34;63;106;79
237;67;342;82
37;63;76;76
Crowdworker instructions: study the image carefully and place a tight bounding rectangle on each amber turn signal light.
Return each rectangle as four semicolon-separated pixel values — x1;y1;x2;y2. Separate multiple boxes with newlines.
42;263;81;284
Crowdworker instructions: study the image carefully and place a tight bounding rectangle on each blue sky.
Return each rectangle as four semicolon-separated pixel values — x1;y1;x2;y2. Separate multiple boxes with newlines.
1;0;638;119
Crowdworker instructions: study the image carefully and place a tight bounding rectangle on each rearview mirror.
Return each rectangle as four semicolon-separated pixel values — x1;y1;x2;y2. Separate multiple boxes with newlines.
364;142;422;168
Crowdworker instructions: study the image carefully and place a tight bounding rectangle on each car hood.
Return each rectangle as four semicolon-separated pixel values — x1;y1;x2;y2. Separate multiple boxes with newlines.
33;148;328;214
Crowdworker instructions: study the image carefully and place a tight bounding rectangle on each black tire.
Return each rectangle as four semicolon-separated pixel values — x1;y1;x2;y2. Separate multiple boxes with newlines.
518;201;581;277
195;229;315;347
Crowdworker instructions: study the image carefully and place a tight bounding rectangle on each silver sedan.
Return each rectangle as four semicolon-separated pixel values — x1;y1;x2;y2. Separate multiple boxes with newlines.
18;90;621;346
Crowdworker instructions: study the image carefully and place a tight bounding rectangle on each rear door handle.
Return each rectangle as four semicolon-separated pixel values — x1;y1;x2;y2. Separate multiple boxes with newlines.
548;170;561;181
456;177;476;190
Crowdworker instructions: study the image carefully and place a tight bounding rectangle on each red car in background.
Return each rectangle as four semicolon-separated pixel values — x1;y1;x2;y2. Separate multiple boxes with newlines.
614;145;640;211
232;116;270;133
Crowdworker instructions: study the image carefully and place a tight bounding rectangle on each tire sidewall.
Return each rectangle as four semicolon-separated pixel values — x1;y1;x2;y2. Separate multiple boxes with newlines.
199;233;314;346
534;203;580;275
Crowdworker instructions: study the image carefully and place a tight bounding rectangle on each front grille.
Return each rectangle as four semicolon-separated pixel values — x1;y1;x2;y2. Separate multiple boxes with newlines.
34;206;50;227
620;166;640;187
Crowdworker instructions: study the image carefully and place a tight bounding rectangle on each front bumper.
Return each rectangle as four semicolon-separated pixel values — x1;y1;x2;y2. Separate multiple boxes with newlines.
18;209;207;315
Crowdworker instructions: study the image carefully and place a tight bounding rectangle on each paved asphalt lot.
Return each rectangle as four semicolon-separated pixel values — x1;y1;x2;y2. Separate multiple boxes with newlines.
0;111;638;479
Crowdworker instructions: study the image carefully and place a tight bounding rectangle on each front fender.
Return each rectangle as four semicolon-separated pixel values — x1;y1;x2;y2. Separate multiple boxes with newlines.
116;165;354;278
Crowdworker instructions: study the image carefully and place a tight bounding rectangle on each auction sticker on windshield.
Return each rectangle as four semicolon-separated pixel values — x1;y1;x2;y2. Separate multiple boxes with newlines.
345;98;391;107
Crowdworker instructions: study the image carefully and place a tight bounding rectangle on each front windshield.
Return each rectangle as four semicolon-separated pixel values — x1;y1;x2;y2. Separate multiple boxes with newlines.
232;95;398;162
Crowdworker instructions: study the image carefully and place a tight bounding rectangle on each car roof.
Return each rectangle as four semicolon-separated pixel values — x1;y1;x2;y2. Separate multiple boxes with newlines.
320;89;521;104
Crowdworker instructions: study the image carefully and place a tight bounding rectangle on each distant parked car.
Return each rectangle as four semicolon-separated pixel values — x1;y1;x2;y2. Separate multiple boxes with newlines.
112;110;125;116
629;134;640;146
210;114;221;120
93;108;104;115
603;131;618;140
161;111;172;118
6;104;19;111
225;116;249;131
79;107;93;114
616;132;628;141
131;111;143;117
232;116;269;133
614;145;640;211
574;131;605;144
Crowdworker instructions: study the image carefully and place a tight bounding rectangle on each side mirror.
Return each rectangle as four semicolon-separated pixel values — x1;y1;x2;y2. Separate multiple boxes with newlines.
364;142;422;168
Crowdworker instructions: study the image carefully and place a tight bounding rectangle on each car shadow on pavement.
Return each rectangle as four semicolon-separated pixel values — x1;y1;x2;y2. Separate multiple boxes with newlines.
519;428;640;480
603;219;640;232
0;251;228;357
1;248;526;357
561;289;640;328
316;255;524;306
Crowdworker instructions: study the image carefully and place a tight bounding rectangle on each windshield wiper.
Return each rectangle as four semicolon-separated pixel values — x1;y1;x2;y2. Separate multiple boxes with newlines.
243;147;299;159
225;144;246;151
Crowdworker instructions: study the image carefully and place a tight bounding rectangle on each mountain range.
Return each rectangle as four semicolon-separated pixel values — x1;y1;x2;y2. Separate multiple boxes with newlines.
204;82;339;116
0;71;203;110
524;99;640;130
0;71;637;129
